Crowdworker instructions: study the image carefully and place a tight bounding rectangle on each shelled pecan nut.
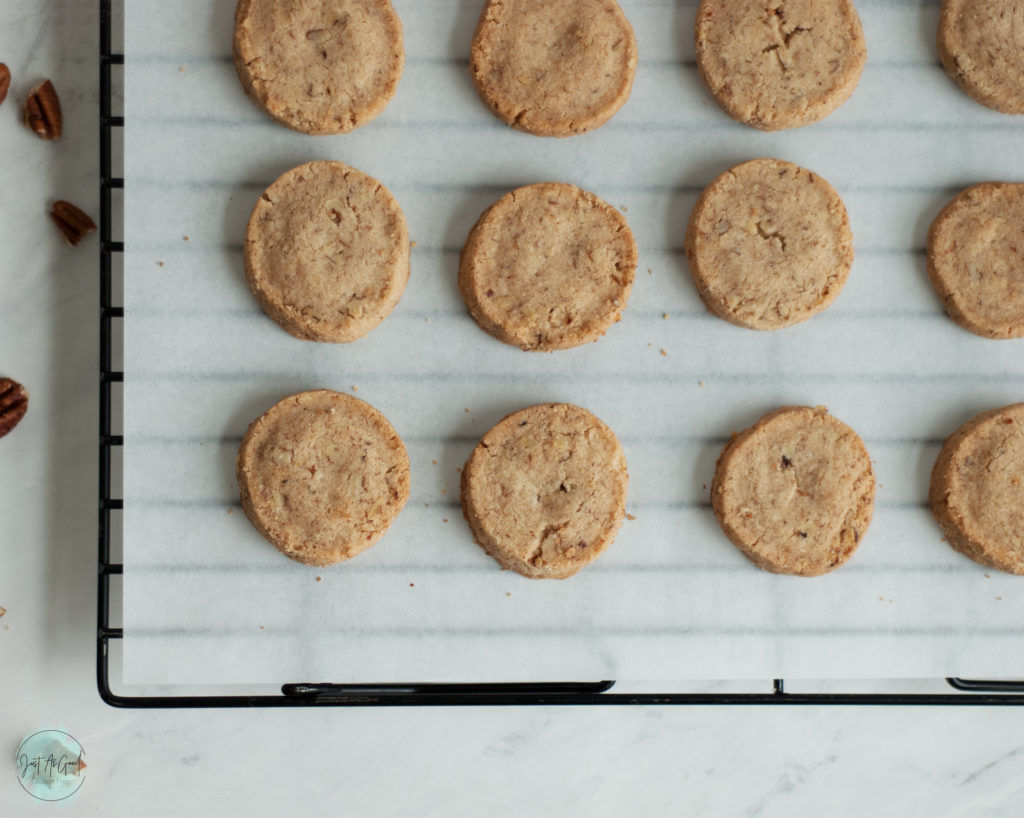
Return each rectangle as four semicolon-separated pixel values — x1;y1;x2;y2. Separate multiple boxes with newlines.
50;200;97;246
0;378;29;440
23;79;62;139
0;63;10;108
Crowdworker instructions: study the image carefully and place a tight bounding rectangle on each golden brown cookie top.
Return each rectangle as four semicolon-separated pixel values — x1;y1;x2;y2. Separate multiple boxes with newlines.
469;0;637;137
695;0;866;131
929;403;1024;575
927;182;1024;339
459;182;637;351
237;390;410;567
233;0;404;134
938;0;1024;115
460;403;629;579
711;406;875;576
244;161;409;343
684;158;854;330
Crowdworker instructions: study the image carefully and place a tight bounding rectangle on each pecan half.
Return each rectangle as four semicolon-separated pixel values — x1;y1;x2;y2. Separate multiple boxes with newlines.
50;200;97;246
0;378;29;440
0;64;10;108
23;79;62;139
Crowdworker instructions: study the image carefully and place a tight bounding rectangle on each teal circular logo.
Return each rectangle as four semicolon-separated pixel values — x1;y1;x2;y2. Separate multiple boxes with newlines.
15;730;86;802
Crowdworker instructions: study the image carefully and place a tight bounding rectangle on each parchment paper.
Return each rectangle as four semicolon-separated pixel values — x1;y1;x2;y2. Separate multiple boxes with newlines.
124;0;1024;684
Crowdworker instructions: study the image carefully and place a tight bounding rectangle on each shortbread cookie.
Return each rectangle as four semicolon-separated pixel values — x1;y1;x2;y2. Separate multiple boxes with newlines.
684;158;854;330
695;0;866;131
711;406;875;576
460;403;629;579
233;0;404;135
469;0;637;137
938;0;1024;115
926;183;1024;339
930;403;1024;574
459;182;637;351
244;161;409;343
237;390;410;566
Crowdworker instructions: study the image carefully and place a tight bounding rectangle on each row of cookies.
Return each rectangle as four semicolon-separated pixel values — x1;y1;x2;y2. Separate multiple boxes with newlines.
244;159;1024;345
236;390;1024;578
233;0;1024;138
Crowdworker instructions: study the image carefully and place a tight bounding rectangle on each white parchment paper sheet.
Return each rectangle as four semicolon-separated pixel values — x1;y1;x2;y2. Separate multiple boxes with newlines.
124;0;1024;684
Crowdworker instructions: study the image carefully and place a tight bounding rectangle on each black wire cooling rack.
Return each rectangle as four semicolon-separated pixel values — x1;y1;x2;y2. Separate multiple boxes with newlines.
96;0;1024;708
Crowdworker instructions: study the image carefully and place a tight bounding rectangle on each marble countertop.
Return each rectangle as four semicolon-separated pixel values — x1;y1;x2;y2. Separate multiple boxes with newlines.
2;2;1023;814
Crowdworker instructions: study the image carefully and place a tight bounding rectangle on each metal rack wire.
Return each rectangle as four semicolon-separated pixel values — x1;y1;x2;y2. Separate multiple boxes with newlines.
96;0;1024;708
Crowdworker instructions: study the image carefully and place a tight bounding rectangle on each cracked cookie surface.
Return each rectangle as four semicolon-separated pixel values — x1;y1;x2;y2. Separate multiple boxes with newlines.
695;0;866;130
237;389;410;567
926;182;1024;339
460;403;629;579
233;0;404;134
244;160;409;343
459;182;637;351
684;158;853;331
938;0;1024;115
930;403;1024;574
469;0;637;137
711;406;875;576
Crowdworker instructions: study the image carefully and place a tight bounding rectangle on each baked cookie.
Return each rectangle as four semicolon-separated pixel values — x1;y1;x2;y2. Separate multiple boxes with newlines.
459;182;637;351
233;0;404;135
930;403;1024;574
237;389;410;566
711;406;875;576
938;0;1024;115
244;161;409;343
926;182;1024;339
469;0;637;137
695;0;866;131
460;403;629;579
684;158;854;330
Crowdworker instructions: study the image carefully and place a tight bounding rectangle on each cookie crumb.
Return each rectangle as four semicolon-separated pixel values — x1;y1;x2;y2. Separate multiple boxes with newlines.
226;507;234;515
443;518;448;523
996;596;1002;600
315;576;322;582
183;235;189;241
647;268;653;274
351;385;358;392
156;261;164;267
409;582;415;587
410;240;418;248
662;313;669;320
660;348;667;357
620;205;628;212
260;624;265;629
698;380;706;387
432;459;438;465
465;408;470;413
0;606;5;618
506;592;511;597
178;66;186;73
625;513;636;521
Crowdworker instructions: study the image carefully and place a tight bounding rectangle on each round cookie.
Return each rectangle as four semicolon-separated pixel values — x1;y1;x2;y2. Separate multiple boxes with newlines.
695;0;866;131
233;0;404;135
244;161;409;343
929;403;1024;574
459;182;637;351
460;403;629;579
237;389;410;567
684;159;854;330
711;406;875;576
469;0;637;137
926;183;1024;339
938;0;1024;115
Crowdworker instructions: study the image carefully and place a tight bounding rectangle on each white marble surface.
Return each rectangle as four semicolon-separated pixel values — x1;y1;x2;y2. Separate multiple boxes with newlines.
2;2;1024;815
